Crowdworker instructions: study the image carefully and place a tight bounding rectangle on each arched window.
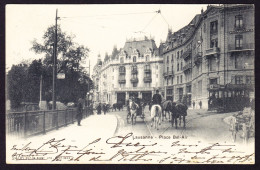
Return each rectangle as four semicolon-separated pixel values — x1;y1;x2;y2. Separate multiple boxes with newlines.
133;56;136;63
120;57;124;63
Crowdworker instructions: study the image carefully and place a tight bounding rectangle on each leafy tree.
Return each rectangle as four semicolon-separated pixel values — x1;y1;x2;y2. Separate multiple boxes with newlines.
31;24;91;104
7;64;29;109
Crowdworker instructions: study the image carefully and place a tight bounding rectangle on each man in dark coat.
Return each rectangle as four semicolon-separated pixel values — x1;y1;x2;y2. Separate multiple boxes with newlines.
97;103;102;115
76;98;83;126
152;90;162;105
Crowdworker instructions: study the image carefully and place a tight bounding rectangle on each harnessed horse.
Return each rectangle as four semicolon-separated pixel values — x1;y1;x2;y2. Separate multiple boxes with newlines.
150;104;162;130
129;100;138;125
171;102;188;129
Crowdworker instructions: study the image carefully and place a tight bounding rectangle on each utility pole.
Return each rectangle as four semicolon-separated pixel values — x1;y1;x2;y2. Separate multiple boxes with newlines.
40;75;42;102
52;9;58;110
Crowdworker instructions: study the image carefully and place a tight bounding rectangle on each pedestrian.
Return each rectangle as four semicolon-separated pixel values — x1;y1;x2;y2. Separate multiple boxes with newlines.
76;98;83;126
97;103;102;115
199;101;202;109
193;101;195;109
103;103;107;115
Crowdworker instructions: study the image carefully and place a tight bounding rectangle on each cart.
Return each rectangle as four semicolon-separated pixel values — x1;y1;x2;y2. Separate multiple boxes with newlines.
229;107;255;143
127;98;145;125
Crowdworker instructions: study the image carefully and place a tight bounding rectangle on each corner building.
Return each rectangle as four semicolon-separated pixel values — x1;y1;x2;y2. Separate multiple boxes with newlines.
162;4;254;110
92;37;164;105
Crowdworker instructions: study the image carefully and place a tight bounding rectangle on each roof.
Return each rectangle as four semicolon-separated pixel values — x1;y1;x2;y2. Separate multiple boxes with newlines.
122;39;158;57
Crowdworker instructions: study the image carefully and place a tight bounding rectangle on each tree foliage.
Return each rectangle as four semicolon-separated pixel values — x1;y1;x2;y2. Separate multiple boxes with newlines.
7;24;92;110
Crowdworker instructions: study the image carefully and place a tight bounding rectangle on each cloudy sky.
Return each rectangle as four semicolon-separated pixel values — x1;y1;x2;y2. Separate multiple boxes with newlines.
6;4;208;74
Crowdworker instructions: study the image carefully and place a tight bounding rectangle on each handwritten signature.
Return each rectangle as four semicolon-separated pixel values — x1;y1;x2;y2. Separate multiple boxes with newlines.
9;133;254;164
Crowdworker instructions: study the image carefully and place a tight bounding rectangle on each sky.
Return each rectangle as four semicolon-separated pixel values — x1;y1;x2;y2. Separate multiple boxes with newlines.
6;4;208;75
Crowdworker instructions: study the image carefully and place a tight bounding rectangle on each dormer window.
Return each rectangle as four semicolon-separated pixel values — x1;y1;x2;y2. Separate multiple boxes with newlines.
133;56;137;62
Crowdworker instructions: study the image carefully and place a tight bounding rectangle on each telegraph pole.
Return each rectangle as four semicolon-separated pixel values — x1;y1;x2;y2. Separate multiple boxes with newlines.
52;9;58;110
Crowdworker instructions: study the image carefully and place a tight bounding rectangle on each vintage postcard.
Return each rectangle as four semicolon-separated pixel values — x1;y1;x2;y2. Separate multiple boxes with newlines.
6;4;255;164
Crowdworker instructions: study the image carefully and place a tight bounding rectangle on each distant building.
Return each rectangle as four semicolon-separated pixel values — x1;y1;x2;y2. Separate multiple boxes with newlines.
92;37;164;105
162;4;254;110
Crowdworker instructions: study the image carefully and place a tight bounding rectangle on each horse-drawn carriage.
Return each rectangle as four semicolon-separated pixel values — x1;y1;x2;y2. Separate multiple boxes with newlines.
229;107;255;143
126;98;145;125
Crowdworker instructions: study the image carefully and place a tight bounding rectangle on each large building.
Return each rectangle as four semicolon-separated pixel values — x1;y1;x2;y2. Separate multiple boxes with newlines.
162;4;254;110
92;37;164;105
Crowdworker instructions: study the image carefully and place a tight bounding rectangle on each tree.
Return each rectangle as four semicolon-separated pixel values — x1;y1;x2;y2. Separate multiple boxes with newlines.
31;24;91;104
7;64;29;109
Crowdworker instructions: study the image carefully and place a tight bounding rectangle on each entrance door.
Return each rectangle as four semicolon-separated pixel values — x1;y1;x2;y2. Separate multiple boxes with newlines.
129;92;138;99
117;92;126;104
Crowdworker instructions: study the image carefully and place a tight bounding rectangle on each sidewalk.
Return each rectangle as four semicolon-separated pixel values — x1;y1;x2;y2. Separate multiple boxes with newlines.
7;114;118;148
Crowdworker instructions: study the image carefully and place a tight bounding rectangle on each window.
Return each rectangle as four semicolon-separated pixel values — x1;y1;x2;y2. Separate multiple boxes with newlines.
133;56;136;62
181;62;183;70
181;50;183;56
235;76;243;84
172;77;173;85
171;66;173;73
235;35;243;49
171;54;173;62
119;66;125;73
167;67;169;73
167;78;168;86
246;76;254;84
145;55;149;61
235;15;243;28
210;78;218;84
156;65;158;69
167;56;169;63
210;39;218;48
210;21;218;34
235;55;243;69
177;63;179;71
209;57;217;71
145;65;150;70
133;82;138;87
180;75;183;83
177;51;179;58
120;57;124;63
177;76;179;84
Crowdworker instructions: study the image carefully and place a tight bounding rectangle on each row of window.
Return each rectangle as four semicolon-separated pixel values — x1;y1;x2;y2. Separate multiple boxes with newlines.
165;75;183;86
120;55;152;63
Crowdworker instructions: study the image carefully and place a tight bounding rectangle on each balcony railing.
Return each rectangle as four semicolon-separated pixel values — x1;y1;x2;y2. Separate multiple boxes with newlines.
143;77;152;82
205;47;220;57
144;69;151;73
194;52;202;64
183;63;192;72
228;43;254;52
119;71;126;75
182;49;192;60
130;77;138;83
131;69;138;74
118;79;126;84
163;71;174;77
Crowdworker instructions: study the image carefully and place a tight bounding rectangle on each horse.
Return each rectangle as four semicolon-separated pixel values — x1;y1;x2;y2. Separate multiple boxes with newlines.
161;100;173;122
150;105;162;130
171;102;188;129
112;103;117;111
129;100;138;125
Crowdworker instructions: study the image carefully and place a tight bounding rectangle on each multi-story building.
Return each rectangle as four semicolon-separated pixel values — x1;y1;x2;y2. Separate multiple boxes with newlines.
92;37;164;105
162;4;254;110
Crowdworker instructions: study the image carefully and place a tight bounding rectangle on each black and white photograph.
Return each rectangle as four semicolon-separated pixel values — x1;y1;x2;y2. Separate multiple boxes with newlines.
5;4;255;164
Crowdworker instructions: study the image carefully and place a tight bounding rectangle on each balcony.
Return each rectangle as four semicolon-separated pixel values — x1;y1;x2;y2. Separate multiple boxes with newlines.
228;43;254;53
163;71;174;77
183;63;192;72
205;47;220;58
143;77;152;83
119;71;126;75
130;77;138;83
181;49;192;60
118;79;126;83
131;69;138;74
194;52;202;65
144;69;151;73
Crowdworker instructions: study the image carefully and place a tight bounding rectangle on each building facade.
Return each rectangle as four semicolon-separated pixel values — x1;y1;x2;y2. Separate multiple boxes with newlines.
92;37;164;105
162;4;254;110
